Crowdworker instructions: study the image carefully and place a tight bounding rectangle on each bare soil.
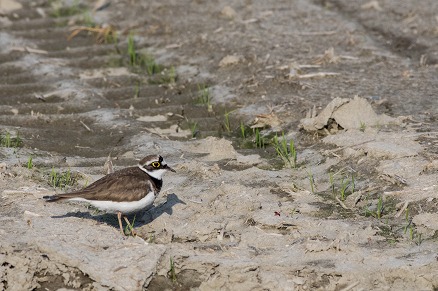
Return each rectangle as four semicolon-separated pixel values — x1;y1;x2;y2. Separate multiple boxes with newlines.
1;0;438;290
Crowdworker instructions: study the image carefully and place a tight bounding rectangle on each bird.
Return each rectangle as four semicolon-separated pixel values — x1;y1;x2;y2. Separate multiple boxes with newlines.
43;155;175;235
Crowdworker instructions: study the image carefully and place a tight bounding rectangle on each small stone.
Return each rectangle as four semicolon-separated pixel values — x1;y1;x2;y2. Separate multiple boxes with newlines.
221;6;236;19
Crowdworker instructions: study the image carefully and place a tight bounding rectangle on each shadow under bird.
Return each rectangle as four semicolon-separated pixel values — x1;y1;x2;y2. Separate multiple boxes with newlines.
43;155;175;235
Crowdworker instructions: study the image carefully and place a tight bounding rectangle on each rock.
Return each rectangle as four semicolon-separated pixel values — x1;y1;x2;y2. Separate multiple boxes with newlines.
300;96;398;131
221;6;236;19
219;55;241;67
0;0;22;14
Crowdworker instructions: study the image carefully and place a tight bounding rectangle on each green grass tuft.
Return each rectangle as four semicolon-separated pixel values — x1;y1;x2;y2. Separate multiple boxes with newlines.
223;110;232;132
1;131;23;148
272;132;297;168
197;84;212;107
50;0;83;18
124;215;136;236
254;128;265;148
49;168;77;189
27;155;33;169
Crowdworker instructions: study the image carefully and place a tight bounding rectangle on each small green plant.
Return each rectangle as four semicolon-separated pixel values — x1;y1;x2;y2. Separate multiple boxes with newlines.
272;133;297;168
307;170;315;193
27;155;33;169
142;54;161;76
126;33;162;75
49;168;76;189
197;84;212;107
147;234;156;244
105;28;118;44
127;32;137;66
254;128;265;148
224;110;232;132
339;177;349;201
81;10;95;27
240;121;246;138
403;208;423;245
124;215;136;236
134;80;141;98
329;171;335;194
335;174;355;201
168;257;177;282
364;195;384;219
1;131;22;148
189;121;198;138
50;0;83;18
359;121;366;132
160;66;176;83
1;131;11;147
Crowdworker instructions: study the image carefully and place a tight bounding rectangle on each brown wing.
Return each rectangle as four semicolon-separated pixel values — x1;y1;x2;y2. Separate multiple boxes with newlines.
52;167;156;202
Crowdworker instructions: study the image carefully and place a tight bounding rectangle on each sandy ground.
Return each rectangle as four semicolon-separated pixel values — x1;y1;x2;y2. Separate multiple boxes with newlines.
1;0;438;290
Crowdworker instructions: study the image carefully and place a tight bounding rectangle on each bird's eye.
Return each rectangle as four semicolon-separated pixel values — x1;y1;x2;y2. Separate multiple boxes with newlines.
151;162;161;168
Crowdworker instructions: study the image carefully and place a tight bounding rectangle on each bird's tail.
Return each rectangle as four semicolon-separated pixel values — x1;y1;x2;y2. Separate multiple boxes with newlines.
43;195;62;202
43;194;76;202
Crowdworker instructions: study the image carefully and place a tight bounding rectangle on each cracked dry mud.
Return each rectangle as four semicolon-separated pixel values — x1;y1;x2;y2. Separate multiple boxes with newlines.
1;0;438;290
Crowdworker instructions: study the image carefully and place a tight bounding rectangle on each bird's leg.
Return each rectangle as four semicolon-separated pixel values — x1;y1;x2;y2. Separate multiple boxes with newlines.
123;216;137;236
117;212;125;235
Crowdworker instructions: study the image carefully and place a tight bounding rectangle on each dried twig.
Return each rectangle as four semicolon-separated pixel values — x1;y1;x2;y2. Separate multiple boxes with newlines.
298;72;340;79
80;120;92;132
395;200;411;218
335;196;350;210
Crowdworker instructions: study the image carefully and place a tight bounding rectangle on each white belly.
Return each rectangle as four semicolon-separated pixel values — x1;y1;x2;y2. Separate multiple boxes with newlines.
69;192;156;214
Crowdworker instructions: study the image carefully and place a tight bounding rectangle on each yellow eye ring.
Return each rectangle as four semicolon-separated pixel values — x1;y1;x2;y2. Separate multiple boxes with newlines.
151;162;161;168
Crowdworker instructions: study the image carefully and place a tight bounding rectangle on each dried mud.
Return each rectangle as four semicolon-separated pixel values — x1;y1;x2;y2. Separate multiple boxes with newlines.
1;0;438;290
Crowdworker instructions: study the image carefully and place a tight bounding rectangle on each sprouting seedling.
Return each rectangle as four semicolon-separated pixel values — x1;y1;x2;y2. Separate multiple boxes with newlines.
254;128;265;148
168;257;177;282
81;10;95;27
50;167;58;188
148;234;156;244
189;121;198;138
359;121;366;132
50;0;83;18
124;215;136;236
197;84;212;107
329;171;335;195
168;66;176;83
0;131;20;148
3;132;11;147
224;110;232;132
272;133;297;168
134;80;140;98
339;177;349;201
27;155;33;169
127;32;137;66
240;121;246;138
15;132;22;147
49;168;76;189
143;53;160;75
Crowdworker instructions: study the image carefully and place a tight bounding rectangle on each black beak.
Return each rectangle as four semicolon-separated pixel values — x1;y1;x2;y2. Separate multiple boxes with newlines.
166;165;176;172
